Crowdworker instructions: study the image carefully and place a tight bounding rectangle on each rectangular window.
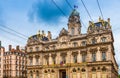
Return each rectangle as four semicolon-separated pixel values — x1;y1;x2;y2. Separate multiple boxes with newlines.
73;55;77;63
92;53;96;62
36;58;39;65
102;52;106;61
82;54;86;62
30;59;33;65
52;57;56;64
36;47;39;51
82;41;86;46
62;56;66;64
30;48;33;52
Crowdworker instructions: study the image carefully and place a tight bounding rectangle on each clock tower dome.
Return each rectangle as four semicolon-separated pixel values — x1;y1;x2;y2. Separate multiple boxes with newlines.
68;9;81;36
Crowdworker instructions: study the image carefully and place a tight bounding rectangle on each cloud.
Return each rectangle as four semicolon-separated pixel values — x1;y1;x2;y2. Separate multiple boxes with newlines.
28;0;77;24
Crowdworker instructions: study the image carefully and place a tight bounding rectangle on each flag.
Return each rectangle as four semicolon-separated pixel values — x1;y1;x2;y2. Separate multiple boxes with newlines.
74;5;78;9
60;61;63;65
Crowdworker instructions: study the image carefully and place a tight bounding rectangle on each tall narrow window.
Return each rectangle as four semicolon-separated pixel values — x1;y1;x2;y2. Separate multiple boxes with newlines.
92;53;96;62
82;54;86;62
73;55;77;63
52;57;56;64
30;71;33;78
36;58;39;65
46;58;49;65
30;58;33;65
71;27;75;35
62;56;66;64
36;71;39;78
102;52;106;61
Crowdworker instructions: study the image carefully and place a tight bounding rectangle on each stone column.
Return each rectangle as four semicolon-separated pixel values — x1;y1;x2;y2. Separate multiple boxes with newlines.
77;51;81;63
97;47;101;61
107;45;111;61
66;52;69;63
56;53;60;64
33;71;36;78
49;54;52;65
33;55;35;65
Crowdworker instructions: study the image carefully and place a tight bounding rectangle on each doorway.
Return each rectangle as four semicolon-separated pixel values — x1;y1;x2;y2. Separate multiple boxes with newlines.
59;70;66;78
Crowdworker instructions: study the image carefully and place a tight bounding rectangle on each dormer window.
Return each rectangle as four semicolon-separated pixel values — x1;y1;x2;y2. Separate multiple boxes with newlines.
82;41;86;46
101;37;106;42
73;42;78;47
29;48;33;52
91;38;96;44
36;47;39;51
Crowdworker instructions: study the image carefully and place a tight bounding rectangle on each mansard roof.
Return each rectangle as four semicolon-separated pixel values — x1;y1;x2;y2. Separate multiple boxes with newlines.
29;34;49;41
87;18;111;33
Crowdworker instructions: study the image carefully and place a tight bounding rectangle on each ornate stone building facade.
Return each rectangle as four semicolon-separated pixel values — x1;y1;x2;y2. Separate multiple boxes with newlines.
26;9;118;78
0;41;4;78
3;45;27;78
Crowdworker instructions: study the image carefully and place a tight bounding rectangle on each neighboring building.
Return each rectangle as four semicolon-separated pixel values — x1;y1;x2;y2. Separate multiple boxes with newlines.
0;41;4;78
26;9;118;78
3;45;27;78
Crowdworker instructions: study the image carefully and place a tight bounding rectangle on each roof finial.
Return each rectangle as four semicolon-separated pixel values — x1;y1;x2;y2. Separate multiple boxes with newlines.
108;18;110;23
99;16;102;22
38;30;40;34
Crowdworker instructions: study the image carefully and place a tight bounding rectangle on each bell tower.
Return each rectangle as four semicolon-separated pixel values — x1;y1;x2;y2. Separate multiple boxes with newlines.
68;9;81;36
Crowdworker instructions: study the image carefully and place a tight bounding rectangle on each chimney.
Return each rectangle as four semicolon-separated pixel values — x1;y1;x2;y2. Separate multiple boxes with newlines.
9;45;12;51
47;31;52;40
16;45;20;51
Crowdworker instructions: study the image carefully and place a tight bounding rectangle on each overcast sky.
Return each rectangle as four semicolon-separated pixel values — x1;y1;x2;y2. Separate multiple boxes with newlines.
0;0;120;70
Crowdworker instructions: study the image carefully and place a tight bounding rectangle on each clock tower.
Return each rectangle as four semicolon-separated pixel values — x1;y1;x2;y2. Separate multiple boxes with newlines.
68;9;81;36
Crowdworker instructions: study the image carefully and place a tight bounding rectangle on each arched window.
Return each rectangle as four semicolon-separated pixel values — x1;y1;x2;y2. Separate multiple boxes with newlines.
51;70;55;73
91;67;96;72
73;68;76;72
102;67;107;71
71;27;75;35
81;68;86;72
36;71;39;78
